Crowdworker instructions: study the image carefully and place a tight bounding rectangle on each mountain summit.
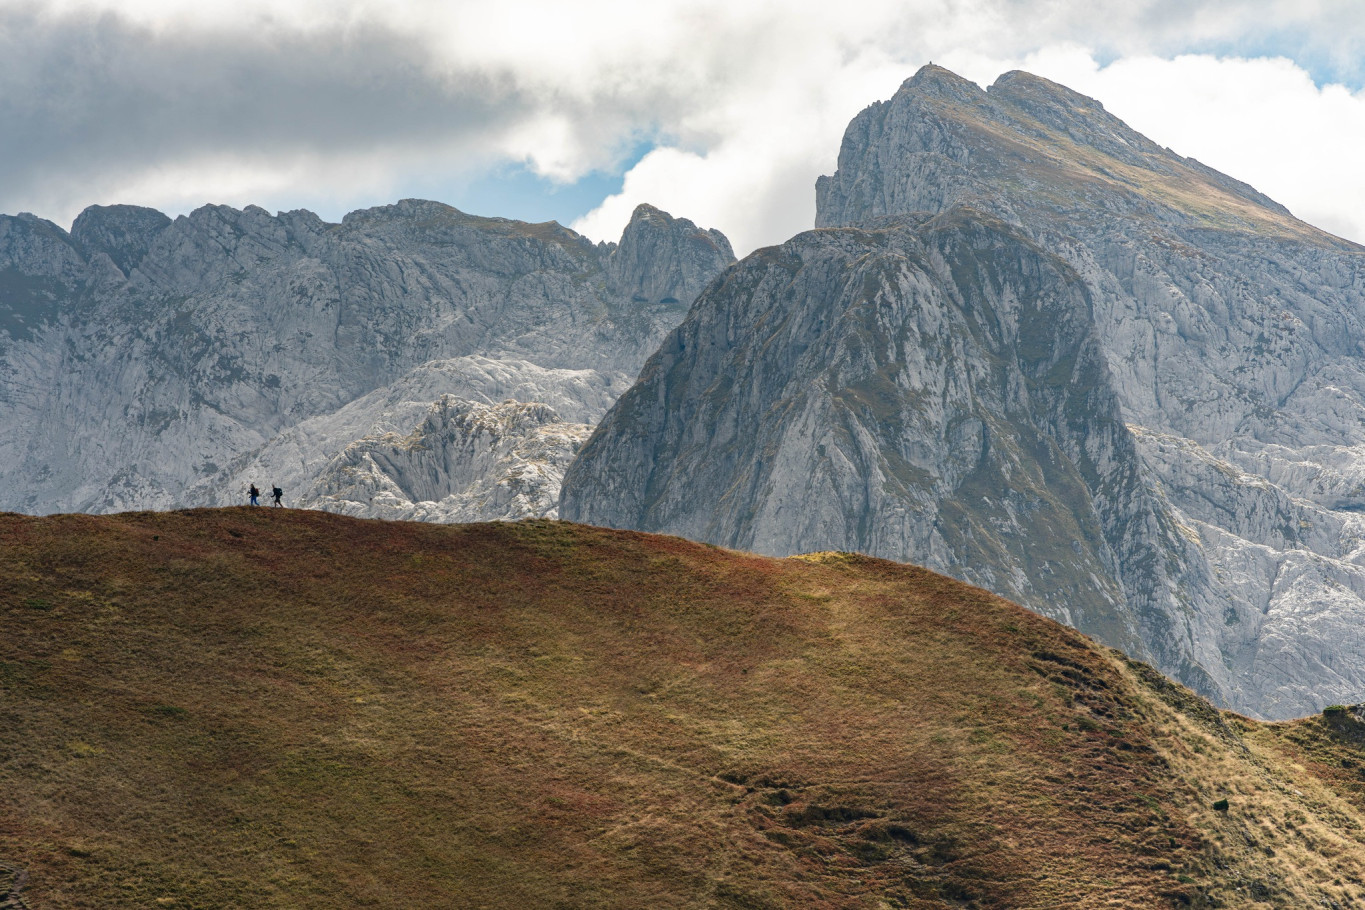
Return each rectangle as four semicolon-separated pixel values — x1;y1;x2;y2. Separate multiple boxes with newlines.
816;66;1297;232
564;66;1365;719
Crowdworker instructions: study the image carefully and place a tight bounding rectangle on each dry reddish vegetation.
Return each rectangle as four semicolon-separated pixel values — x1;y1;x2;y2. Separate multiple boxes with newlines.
2;509;1365;909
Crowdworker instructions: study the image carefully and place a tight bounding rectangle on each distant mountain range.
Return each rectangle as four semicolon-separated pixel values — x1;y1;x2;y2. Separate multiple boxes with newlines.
5;66;1365;719
0;199;733;519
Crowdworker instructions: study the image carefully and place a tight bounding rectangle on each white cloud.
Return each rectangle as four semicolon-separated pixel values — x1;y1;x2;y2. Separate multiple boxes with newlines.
563;6;1365;252
579;42;1365;253
572;33;908;253
4;1;1365;252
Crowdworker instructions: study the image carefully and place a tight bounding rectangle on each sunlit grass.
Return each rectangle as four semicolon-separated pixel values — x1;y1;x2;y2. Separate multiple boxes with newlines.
2;509;1365;908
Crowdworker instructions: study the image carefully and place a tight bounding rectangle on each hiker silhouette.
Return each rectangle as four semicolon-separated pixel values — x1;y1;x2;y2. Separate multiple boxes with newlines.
272;486;283;507
248;484;260;506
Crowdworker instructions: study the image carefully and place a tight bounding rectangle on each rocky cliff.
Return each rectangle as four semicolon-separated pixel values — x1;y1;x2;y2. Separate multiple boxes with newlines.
564;66;1365;718
0;200;733;520
563;209;1218;699
302;397;593;523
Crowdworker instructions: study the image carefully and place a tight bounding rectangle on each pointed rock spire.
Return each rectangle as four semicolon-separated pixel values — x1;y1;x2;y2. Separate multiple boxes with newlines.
607;203;735;306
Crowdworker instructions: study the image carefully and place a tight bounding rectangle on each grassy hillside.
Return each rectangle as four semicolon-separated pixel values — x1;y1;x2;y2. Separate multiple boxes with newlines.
2;509;1364;909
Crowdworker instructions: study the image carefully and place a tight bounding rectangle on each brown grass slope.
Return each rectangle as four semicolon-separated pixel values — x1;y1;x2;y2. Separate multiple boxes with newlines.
2;509;1365;909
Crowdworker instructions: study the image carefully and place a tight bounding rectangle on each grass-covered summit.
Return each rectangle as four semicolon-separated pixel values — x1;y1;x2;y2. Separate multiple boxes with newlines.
3;508;1365;908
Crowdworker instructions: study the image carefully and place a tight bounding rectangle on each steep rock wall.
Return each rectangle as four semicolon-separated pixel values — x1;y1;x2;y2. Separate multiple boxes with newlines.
0;200;733;518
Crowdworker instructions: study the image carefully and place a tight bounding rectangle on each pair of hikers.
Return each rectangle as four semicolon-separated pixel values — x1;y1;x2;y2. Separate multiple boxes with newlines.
247;484;283;507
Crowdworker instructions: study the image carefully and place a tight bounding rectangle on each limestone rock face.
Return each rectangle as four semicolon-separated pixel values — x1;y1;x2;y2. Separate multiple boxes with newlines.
180;355;615;518
70;205;173;277
566;65;1365;718
563;211;1216;697
606;203;736;306
814;67;1365;719
302;397;592;523
0;199;733;521
0;214;94;344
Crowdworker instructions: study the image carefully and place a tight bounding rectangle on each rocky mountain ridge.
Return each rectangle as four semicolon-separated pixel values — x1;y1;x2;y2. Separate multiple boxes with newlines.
564;65;1365;719
0;199;734;519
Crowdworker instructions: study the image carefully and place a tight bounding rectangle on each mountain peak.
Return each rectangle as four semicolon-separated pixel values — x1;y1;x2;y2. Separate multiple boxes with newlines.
577;64;1365;722
902;63;985;100
985;69;1167;164
817;65;1311;237
609;204;735;306
989;69;1107;112
70;204;172;276
628;202;670;222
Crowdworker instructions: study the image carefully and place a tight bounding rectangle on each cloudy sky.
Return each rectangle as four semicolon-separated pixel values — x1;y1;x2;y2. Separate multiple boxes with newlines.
3;0;1365;255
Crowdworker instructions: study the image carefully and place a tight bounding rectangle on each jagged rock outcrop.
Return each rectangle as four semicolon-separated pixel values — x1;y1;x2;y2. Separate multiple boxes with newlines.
565;65;1365;718
303;397;591;522
0;199;733;518
70;204;173;276
182;355;613;518
605;203;735;305
814;66;1365;455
